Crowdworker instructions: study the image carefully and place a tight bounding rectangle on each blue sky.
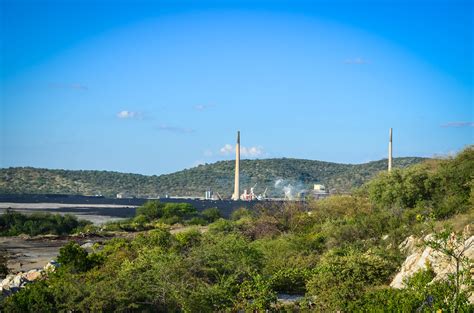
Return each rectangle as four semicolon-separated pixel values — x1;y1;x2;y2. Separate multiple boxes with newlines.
1;0;472;175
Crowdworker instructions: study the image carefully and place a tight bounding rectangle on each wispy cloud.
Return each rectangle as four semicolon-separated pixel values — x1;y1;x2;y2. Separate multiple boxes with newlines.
194;104;214;111
219;144;264;157
440;121;474;128
344;57;369;64
116;110;140;119
157;124;195;134
49;83;88;90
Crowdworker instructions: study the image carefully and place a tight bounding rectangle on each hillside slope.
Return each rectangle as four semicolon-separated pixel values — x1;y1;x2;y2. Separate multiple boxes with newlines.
0;157;425;198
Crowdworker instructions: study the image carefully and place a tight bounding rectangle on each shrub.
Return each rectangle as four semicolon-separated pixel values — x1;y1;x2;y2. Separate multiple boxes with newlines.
306;250;397;311
201;207;222;223
187;216;207;225
270;268;312;294
174;228;202;251
231;207;252;220
0;210;91;236
57;242;103;273
135;201;165;220
237;273;277;310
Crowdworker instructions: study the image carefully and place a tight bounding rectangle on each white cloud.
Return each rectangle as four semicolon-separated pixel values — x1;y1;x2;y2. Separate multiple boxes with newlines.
440;121;474;128
219;144;234;155
117;110;139;119
219;144;264;157
241;146;264;157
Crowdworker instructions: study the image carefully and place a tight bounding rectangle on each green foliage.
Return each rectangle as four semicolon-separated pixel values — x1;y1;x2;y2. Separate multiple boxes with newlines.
423;227;473;312
136;201;197;224
200;207;221;223
270;268;313;294
367;146;474;219
0;209;91;236
0;157;425;197
306;250;398;311
57;242;103;273
231;207;252;220
2;280;57;312
174;228;202;252
208;218;236;234
188;232;263;283
187;216;207;225
352;268;473;312
135;200;165;220
237;273;277;310
132;228;172;250
2;148;471;312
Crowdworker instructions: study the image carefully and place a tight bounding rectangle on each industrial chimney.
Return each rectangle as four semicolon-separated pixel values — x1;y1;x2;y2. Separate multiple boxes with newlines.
232;131;240;200
388;128;393;172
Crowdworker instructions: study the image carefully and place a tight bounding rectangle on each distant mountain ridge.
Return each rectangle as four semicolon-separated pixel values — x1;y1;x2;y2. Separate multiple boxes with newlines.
0;157;426;198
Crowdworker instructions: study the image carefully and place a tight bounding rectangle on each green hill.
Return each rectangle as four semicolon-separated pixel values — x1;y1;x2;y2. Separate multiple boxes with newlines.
0;157;425;198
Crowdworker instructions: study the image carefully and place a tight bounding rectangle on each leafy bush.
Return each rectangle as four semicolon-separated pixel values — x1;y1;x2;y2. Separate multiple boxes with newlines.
306;250;397;311
231;207;252;220
57;242;103;273
237;274;277;310
135;201;197;224
352;268;473;312
366;146;473;219
270;268;312;294
135;200;165;220
200;207;221;223
0;210;91;236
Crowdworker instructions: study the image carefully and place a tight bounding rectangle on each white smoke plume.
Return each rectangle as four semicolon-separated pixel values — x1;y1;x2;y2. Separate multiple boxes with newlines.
274;179;307;200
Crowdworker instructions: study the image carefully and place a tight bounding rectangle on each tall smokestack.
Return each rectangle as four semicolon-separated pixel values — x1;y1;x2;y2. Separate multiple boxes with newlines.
388;128;393;172
232;131;240;200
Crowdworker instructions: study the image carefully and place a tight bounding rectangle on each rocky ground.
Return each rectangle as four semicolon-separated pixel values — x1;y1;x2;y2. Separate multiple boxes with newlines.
391;226;473;303
0;234;114;273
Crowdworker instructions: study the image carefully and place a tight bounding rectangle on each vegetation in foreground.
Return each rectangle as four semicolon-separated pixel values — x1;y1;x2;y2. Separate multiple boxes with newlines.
0;147;472;311
0;210;92;237
0;157;424;197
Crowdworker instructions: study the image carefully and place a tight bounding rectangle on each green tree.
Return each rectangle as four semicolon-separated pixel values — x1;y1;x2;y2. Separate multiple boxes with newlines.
136;200;165;220
57;242;102;273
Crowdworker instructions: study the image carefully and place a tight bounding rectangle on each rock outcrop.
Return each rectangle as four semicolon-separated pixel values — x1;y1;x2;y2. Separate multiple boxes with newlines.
0;260;59;298
391;228;473;303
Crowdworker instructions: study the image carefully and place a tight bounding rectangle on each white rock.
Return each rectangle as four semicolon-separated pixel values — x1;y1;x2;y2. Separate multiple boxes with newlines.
391;234;474;294
11;274;27;288
44;260;59;271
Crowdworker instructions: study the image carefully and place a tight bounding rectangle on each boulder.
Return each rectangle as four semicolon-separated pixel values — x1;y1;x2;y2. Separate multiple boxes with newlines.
24;269;42;281
391;231;474;298
398;235;422;255
11;274;28;288
43;260;59;272
81;241;94;249
0;275;14;289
